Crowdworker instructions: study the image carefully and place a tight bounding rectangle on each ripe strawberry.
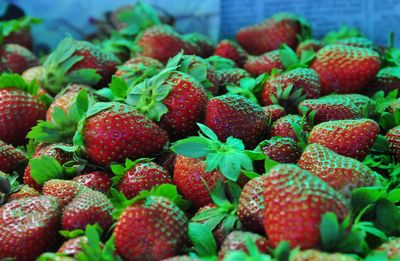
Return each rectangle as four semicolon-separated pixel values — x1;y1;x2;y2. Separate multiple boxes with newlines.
61;187;113;231
296;39;323;56
2;28;33;50
214;39;248;67
244;50;284;76
217;68;251;91
310;44;380;95
370;67;400;95
237;13;311;55
264;104;286;122
270;114;311;142
57;236;88;256
72;171;112;193
205;94;268;148
386;126;400;162
173;155;221;208
42;179;82;206
137;25;194;63
8;185;39;201
155;151;177;173
375;238;400;259
298;144;378;199
293;249;357;261
263;164;349;248
259;137;301;163
114;56;163;84
309;119;380;160
335;37;379;51
115;195;188;260
0;44;38;73
0;140;26;173
238;176;265;234
0;16;39;49
183;33;215;58
218;231;270;260
77;102;168;166
115;160;173;199
0;195;61;260
0;74;47;146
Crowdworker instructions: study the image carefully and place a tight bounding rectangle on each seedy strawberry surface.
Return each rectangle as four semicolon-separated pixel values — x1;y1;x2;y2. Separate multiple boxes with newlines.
214;39;248;67
114;56;163;80
260;136;301;164
0;44;38;74
369;67;400;95
8;185;40;201
57;236;88;257
263;104;286;122
244;50;283;76
0;139;26;173
217;68;251;91
72;171;112;193
335;37;379;51
270;114;311;142
2;29;33;50
296;39;323;56
386;126;400;162
42;179;82;206
293;250;357;261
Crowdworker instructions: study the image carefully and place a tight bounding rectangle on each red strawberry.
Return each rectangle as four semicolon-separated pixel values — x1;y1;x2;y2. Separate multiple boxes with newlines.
237;13;311;55
77;102;168;166
259;137;301;164
298;144;378;199
0;16;39;49
263;164;349;248
296;39;323;56
42;179;82;206
173;155;221;208
386;126;400;162
114;56;163;84
216;68;251;91
0;74;47;146
57;236;88;256
155;151;177;174
244;50;283;76
0;44;38;74
335;37;379;51
238;176;265;234
72;171;112;193
61;187;113;231
2;28;33;50
293;250;357;261
309;119;380;160
370;67;400;95
310;44;380;95
263;104;286;122
0;195;61;260
115;196;188;260
8;185;39;201
183;33;215;58
375;238;400;259
214;39;248;67
205;94;268;148
0;140;26;173
270;114;311;142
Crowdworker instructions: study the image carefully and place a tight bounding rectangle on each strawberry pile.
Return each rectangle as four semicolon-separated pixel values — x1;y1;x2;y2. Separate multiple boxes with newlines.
0;2;400;261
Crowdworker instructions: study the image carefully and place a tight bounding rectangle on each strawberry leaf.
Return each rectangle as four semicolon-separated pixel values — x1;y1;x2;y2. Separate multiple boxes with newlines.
375;198;400;235
188;223;217;257
109;76;128;99
320;212;340;250
29;156;64;185
0;73;38;94
68;69;102;85
59;229;85;239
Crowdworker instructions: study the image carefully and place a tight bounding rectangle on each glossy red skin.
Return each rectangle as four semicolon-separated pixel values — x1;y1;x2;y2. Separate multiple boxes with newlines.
244;50;283;76
0;88;47;146
61;188;113;231
270;114;311;142
309;119;380;160
0;196;61;261
386;126;400;162
174;156;221;208
160;72;208;140
0;44;38;74
237;15;302;55
310;44;380;95
3;29;33;50
42;180;81;206
205;95;268;149
260;137;301;164
264;104;286;123
369;67;400;95
214;40;248;67
115;196;188;261
0;140;26;173
238;176;265;234
263;164;349;248
73;171;112;193
82;103;168;166
24;143;73;191
118;162;172;199
296;39;323;56
57;236;88;256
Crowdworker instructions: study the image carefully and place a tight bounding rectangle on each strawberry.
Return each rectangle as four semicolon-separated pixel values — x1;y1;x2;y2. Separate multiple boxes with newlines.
375;238;400;259
75;102;168;166
309;119;380;160
370;67;400;95
237;13;311;55
214;39;248;67
293;249;357;261
8;185;39;201
258;136;301;164
296;39;323;56
0;74;47;146
114;194;188;260
0;139;26;173
127;66;208;140
155;151;177;173
238;176;265;234
113;159;173;199
270;114;311;142
42;179;82;206
0;44;38;74
263;104;286;122
57;236;88;256
114;56;163;84
72;171;112;193
298;144;378;199
205;94;267;148
244;50;283;76
310;44;380;95
263;164;349;248
21;65;45;87
0;16;40;49
0;195;61;260
335;37;379;52
61;187;113;231
183;33;215;58
386;126;400;162
216;68;251;91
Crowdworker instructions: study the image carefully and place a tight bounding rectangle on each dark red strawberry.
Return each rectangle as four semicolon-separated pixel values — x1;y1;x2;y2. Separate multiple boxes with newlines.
296;39;323;56
244;50;283;76
0;195;61;260
369;67;400;95
0;16;40;49
114;56;163;85
386;126;400;162
2;28;33;50
77;102;168;166
214;40;248;67
61;187;113;231
42;179;82;206
310;44;380;95
0;140;26;173
298;144;378;199
259;137;301;164
155;151;177;174
270;114;311;142
264;104;286;122
72;171;112;193
263;164;349;248
309;119;380;160
0;44;38;74
57;236;88;256
237;13;311;55
183;33;215;58
205;94;267;148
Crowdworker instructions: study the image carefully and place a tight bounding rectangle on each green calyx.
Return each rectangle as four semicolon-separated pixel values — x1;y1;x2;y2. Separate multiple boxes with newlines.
206;55;236;70
226;74;268;104
322;25;363;44
110;158;152;185
0;73;39;95
171;123;254;182
269;83;307;108
224;236;274;261
0;16;41;42
188;223;218;259
279;44;315;70
0;172;21;204
372;90;400;130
